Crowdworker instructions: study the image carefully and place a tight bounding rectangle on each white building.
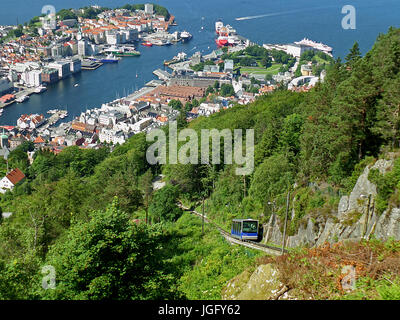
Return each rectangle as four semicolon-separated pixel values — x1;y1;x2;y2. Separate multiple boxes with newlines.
106;31;120;45
199;103;221;116
78;39;88;56
99;128;126;145
21;70;42;87
285;43;315;58
17;114;45;129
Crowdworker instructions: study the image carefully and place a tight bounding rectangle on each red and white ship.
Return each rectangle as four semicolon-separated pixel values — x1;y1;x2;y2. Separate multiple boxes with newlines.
215;20;239;47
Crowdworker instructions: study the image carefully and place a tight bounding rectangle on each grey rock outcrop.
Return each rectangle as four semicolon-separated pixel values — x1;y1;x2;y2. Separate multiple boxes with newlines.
263;158;400;248
222;264;285;300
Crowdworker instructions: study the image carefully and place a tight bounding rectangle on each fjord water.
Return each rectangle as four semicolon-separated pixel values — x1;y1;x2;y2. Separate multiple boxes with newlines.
0;0;399;125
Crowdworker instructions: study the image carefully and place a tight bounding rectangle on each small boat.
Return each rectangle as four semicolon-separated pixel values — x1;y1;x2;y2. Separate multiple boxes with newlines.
89;54;120;63
141;41;153;47
180;31;193;43
100;54;120;63
47;109;59;114
34;86;47;93
74;84;79;87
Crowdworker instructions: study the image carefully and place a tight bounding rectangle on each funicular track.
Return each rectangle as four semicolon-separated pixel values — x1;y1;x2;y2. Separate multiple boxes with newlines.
179;203;287;256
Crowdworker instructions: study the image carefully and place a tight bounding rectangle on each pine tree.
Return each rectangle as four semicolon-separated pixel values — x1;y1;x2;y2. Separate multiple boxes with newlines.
345;42;362;67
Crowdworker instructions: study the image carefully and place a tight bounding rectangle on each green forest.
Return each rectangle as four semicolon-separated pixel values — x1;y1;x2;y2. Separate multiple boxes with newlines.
1;27;400;299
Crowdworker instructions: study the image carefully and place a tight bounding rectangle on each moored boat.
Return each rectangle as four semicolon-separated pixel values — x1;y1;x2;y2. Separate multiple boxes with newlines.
34;86;47;93
180;31;192;43
104;45;141;57
16;95;29;103
100;54;120;63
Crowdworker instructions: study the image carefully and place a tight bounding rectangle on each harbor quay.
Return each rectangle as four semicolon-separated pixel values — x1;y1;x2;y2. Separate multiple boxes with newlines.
0;5;333;160
0;4;192;113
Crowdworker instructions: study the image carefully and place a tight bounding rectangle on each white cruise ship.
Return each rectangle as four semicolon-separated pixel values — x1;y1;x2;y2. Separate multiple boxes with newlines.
295;38;333;55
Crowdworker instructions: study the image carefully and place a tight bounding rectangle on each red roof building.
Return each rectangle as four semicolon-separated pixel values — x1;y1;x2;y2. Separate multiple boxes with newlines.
0;168;25;193
6;168;25;185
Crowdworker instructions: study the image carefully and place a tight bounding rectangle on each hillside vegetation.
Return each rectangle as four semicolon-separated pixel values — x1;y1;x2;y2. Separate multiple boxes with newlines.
1;27;400;299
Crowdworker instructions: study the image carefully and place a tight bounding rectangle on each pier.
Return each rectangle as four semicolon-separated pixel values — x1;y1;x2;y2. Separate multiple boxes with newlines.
153;69;172;81
0;87;37;109
81;60;103;70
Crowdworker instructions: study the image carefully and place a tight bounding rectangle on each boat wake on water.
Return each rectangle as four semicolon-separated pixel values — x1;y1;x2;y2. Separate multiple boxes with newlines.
236;5;337;21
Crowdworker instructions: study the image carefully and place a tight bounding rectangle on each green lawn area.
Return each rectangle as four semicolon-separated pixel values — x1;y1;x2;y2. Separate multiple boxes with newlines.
240;63;282;76
313;55;332;65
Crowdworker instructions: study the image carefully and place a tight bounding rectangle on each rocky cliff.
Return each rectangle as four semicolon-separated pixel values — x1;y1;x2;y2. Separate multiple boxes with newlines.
263;158;400;249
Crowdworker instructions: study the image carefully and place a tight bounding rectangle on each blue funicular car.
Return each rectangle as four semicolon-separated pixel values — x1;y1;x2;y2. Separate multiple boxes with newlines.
231;219;259;241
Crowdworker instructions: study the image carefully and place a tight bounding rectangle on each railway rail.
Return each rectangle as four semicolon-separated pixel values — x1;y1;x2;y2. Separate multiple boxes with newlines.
179;203;288;256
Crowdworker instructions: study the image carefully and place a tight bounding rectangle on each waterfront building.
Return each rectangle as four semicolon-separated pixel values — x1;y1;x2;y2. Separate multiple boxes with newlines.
0;94;15;103
41;68;59;84
48;61;72;79
11;63;29;74
285;43;315;58
190;52;202;66
106;31;121;45
8;69;18;83
70;58;82;73
17;114;45;129
120;29;139;42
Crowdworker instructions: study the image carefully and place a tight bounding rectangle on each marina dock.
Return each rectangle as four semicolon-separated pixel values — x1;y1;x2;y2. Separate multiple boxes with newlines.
81;60;103;70
0;87;37;109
